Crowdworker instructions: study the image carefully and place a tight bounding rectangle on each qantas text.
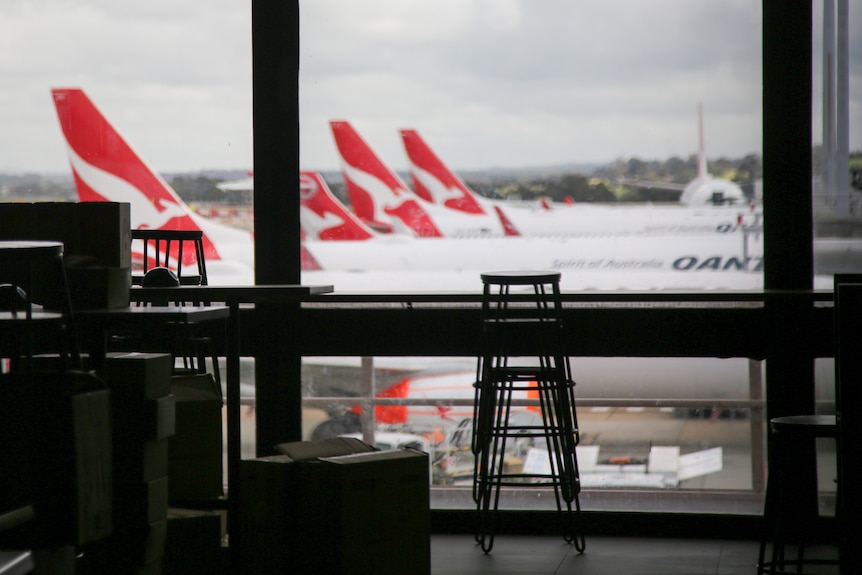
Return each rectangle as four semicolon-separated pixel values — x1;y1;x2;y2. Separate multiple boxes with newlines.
552;255;763;272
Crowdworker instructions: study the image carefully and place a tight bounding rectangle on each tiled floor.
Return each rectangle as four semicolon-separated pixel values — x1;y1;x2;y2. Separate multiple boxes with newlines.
431;535;768;575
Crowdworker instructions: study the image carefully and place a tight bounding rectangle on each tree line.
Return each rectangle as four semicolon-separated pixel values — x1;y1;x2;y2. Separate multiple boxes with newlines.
3;150;861;205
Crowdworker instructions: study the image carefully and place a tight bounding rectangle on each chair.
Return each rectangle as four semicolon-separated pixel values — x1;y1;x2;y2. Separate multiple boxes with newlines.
119;230;220;385
131;229;208;287
472;271;584;554
141;268;220;385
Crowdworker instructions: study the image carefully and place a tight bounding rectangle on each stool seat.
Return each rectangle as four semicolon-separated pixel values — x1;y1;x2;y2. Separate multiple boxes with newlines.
481;270;561;285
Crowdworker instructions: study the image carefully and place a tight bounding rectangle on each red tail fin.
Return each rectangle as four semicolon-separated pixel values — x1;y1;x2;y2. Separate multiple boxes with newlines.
329;120;443;238
374;378;410;424
349;378;410;425
299;228;323;270
493;206;520;237
299;171;375;241
399;129;487;215
51;88;223;263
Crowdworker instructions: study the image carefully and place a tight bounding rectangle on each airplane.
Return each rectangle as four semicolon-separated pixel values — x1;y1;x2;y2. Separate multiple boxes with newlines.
299;171;377;241
51;87;257;285
54;88;862;295
295;165;778;289
398;121;754;239
329;120;518;238
330;356;768;431
51;88;371;283
617;102;749;208
225;120;754;241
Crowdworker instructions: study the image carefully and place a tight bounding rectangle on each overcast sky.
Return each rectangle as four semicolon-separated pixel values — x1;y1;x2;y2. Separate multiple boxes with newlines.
1;0;859;174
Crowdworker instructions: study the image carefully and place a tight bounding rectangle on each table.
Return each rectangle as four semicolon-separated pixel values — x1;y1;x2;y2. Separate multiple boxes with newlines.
1;241;73;369
127;284;333;570
76;305;230;366
0;241;67;318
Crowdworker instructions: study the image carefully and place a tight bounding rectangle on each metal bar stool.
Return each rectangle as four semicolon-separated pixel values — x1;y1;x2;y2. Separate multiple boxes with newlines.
472;271;584;554
757;415;839;574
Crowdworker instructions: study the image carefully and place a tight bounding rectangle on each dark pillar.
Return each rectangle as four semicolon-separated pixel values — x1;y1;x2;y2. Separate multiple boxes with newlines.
762;0;812;293
761;3;818;560
763;1;814;419
252;0;302;454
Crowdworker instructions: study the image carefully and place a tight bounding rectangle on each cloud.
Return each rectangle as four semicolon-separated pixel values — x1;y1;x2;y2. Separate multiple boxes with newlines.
0;0;858;174
298;0;768;170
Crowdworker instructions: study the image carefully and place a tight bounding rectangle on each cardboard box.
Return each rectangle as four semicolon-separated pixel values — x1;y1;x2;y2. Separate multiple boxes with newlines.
162;508;223;575
113;439;170;484
0;201;131;268
108;393;175;445
65;265;131;310
0;371;113;547
85;518;167;574
72;388;114;544
113;477;169;526
105;353;174;400
33;202;81;253
74;201;132;268
240;440;430;575
275;436;377;460
0;202;36;240
168;374;224;501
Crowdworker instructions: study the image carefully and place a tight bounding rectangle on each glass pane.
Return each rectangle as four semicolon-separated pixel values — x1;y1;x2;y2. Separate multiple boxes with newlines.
302;355;765;513
1;1;254;285
813;0;862;285
299;0;764;293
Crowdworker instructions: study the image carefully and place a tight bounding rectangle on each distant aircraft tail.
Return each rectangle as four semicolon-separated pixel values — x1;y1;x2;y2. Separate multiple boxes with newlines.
697;101;708;181
399;129;487;215
51;87;225;263
493;206;520;237
299;171;376;241
329;120;443;238
299;228;323;271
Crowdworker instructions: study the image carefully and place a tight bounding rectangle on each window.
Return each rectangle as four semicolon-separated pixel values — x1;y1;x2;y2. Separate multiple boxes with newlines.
298;0;766;294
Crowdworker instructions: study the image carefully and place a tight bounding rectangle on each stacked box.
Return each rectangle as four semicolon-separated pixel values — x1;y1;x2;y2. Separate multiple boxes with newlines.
74;202;132;269
67;202;132;310
0;201;132;310
168;374;224;502
0;201;130;267
65;265;131;310
0;202;35;241
162;508;223;575
84;353;174;575
0;371;113;548
240;439;431;575
0;202;69;245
